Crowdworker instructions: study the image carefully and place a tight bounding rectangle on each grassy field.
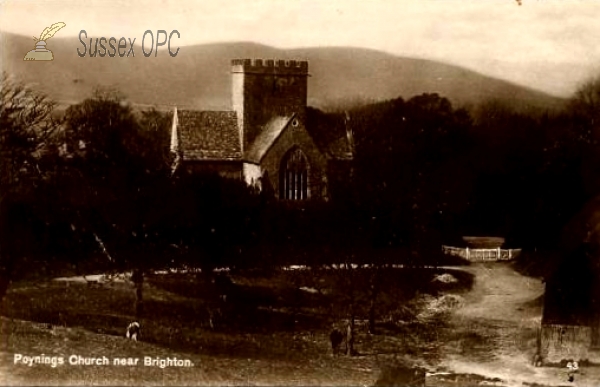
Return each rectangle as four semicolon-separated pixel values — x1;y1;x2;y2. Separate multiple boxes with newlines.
1;266;475;385
4;262;597;386
1;317;386;386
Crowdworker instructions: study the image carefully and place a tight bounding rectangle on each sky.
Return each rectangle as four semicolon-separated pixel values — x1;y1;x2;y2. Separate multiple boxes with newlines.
1;0;599;97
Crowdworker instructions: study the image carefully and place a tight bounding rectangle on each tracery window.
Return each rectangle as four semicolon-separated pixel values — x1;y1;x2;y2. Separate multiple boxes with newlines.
280;148;309;200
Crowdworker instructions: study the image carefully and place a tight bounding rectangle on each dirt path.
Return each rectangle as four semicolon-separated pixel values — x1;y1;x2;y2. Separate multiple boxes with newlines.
438;262;600;387
453;262;544;323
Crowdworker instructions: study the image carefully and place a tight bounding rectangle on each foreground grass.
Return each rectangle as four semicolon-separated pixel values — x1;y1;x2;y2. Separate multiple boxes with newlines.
0;266;475;385
1;317;381;386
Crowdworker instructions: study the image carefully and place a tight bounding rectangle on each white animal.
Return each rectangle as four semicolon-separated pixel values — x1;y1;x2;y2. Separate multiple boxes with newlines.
126;322;140;341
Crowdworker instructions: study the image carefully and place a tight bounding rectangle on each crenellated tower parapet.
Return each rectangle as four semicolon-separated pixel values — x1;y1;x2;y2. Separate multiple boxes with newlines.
231;58;309;152
231;59;309;75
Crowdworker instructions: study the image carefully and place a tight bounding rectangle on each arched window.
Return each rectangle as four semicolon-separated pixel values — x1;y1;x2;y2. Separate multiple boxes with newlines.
280;148;309;200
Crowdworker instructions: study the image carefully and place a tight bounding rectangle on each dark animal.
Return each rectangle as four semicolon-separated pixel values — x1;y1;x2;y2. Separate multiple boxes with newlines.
213;273;234;303
330;328;344;355
126;321;140;341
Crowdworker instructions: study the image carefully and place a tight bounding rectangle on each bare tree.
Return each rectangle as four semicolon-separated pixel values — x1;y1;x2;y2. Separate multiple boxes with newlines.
571;75;600;120
569;75;600;196
0;73;59;301
0;73;58;200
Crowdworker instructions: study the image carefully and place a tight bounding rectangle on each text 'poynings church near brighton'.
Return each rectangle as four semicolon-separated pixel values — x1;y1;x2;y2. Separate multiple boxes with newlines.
169;59;354;201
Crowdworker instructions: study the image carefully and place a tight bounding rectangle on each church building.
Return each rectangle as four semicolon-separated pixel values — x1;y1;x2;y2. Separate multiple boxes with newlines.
169;59;353;201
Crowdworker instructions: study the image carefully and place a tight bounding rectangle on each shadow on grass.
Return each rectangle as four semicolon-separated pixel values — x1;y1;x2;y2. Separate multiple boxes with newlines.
374;364;426;387
1;265;475;361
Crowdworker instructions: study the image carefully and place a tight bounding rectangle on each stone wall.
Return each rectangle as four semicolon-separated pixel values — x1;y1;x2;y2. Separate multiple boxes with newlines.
182;160;243;180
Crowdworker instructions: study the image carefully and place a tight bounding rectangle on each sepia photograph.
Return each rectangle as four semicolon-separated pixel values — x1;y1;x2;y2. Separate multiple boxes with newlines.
1;0;600;385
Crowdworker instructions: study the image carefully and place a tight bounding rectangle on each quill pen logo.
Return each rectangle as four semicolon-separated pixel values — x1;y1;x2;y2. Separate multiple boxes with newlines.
24;22;66;61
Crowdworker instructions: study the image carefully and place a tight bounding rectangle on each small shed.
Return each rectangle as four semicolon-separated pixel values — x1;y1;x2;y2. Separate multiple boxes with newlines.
539;243;600;363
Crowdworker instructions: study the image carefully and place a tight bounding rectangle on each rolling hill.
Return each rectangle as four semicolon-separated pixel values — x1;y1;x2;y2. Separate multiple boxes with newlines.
1;31;565;112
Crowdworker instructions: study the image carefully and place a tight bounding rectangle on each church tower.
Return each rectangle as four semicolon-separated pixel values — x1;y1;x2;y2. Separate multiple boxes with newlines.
231;59;309;152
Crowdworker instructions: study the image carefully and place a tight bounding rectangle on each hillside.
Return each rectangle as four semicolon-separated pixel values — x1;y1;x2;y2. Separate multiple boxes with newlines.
1;31;565;112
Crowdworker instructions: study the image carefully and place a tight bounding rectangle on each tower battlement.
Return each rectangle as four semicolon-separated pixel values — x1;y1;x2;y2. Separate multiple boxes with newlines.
231;59;308;74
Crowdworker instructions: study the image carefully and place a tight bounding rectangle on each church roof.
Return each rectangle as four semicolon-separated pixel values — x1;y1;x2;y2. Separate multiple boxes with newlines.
176;110;242;161
172;108;353;164
244;115;294;164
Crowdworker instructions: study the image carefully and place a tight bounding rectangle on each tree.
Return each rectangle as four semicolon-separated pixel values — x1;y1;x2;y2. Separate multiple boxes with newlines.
468;95;589;249
568;75;600;198
166;171;259;274
351;94;474;257
0;73;60;301
62;90;172;317
570;75;600;123
298;96;475;339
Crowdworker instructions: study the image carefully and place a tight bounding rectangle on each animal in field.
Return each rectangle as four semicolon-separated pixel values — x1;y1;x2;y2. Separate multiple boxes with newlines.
207;306;223;330
213;273;234;303
126;321;140;341
329;328;344;355
532;353;543;367
566;361;579;382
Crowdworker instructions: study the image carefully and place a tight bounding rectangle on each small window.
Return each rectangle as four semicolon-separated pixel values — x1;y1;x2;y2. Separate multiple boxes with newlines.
292;118;299;127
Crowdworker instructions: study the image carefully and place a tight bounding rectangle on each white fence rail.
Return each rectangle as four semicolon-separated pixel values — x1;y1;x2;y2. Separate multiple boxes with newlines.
441;245;521;262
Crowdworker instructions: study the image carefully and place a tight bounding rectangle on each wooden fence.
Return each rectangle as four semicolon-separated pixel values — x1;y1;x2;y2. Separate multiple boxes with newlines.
441;245;521;262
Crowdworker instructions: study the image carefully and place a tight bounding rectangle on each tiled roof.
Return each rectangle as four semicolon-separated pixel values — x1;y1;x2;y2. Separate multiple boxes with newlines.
244;115;294;164
172;108;353;164
177;110;242;161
